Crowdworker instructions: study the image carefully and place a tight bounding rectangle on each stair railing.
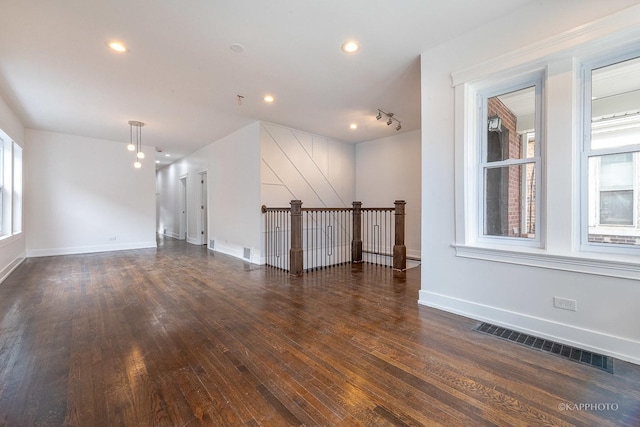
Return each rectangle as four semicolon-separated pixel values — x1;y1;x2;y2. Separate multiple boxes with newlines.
262;200;406;275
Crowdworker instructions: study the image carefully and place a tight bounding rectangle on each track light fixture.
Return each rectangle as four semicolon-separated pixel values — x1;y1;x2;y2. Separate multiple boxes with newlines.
376;109;402;131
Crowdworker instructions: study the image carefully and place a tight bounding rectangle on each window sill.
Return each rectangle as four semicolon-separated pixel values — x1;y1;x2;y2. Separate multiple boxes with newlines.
0;232;23;249
452;243;640;281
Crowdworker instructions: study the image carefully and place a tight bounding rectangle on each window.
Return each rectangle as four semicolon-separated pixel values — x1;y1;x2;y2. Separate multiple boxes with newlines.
12;143;22;234
478;77;542;245
0;133;22;239
0;141;3;234
583;55;640;249
0;138;7;236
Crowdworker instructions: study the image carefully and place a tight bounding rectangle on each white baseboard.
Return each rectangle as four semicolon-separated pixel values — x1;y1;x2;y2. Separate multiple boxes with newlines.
407;248;421;261
212;242;262;264
418;290;640;366
186;236;204;245
0;252;26;284
26;241;158;258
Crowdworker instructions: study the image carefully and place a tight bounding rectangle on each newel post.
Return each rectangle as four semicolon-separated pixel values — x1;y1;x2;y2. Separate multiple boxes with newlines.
393;200;406;271
289;200;304;275
351;201;363;263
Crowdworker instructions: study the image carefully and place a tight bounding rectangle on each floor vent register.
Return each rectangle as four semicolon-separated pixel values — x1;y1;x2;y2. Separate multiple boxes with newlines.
474;322;614;374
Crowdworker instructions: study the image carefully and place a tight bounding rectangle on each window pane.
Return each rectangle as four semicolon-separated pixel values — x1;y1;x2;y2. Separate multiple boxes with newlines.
484;163;536;238
599;191;633;225
591;56;640;150
587;154;639;245
487;86;536;162
600;152;632;189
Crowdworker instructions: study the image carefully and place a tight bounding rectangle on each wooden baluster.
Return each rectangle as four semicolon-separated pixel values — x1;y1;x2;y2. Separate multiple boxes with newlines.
393;200;406;271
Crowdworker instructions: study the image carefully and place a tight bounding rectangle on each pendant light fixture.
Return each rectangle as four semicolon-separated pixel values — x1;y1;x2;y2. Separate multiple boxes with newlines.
128;120;145;168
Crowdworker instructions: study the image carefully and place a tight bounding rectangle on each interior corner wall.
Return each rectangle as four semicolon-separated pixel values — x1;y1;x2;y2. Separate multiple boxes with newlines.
156;122;262;263
0;92;26;283
420;2;640;364
24;129;156;256
355;129;421;260
260;122;355;208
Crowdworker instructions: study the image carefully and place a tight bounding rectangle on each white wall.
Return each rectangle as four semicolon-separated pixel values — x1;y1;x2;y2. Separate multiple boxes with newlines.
209;123;261;260
420;2;640;364
260;122;355;207
356;130;421;259
157;122;262;262
0;92;25;283
25;129;156;256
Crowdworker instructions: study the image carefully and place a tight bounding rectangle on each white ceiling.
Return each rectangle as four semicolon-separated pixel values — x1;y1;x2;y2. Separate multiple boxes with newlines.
0;0;532;166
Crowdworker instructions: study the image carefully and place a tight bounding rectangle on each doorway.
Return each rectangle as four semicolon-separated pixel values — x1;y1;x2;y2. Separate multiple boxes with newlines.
179;176;187;240
198;172;208;245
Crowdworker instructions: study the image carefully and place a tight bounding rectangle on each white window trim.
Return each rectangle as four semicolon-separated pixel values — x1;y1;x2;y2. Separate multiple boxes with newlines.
0;232;22;246
452;4;640;280
12;142;22;235
0;137;9;237
452;243;640;281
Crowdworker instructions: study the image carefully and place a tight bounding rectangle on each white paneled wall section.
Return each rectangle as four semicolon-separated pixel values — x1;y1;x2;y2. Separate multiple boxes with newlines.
260;122;355;208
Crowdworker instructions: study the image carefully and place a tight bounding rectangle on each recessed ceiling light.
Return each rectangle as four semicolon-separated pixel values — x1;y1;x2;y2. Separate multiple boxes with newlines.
349;123;358;130
230;43;245;53
106;41;128;53
155;160;160;164
341;40;359;54
263;94;275;103
165;154;170;157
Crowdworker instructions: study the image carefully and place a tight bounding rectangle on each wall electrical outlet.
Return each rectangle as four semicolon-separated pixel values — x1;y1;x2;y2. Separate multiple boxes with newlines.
553;296;577;312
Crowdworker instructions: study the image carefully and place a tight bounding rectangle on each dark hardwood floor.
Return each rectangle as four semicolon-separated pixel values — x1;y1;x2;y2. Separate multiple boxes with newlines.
0;236;638;426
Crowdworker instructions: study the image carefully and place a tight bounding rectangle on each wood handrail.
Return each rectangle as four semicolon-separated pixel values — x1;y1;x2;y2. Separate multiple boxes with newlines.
261;206;395;212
